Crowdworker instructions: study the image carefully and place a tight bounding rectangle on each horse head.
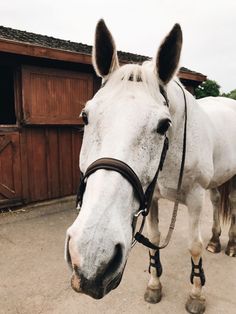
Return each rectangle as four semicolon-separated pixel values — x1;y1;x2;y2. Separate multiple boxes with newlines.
65;19;182;299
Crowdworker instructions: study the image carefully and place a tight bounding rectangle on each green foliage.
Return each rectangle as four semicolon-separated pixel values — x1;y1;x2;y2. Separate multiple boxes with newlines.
222;89;236;100
195;79;221;99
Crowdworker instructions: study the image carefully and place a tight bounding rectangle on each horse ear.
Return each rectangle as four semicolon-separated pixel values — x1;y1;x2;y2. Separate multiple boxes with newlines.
156;24;182;85
92;19;119;78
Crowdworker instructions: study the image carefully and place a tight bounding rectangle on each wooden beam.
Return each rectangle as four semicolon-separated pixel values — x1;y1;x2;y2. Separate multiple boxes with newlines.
0;38;92;64
178;70;207;83
0;38;206;84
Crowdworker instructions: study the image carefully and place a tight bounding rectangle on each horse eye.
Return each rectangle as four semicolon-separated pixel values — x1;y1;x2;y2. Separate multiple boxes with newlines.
157;118;171;135
81;111;88;125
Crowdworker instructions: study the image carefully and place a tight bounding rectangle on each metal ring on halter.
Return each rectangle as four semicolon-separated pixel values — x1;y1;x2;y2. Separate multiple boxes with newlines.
134;208;148;218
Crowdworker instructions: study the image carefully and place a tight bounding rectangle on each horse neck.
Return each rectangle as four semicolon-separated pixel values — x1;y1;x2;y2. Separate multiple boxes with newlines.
167;80;197;139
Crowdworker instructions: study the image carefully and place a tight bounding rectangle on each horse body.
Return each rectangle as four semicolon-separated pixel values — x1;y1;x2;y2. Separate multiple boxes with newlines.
158;89;236;203
65;20;236;313
198;97;236;187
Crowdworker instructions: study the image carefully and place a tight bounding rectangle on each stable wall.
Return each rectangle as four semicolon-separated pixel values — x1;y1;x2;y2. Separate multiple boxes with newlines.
0;53;98;209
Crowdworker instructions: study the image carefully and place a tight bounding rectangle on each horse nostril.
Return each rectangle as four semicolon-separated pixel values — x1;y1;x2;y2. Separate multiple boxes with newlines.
103;244;123;279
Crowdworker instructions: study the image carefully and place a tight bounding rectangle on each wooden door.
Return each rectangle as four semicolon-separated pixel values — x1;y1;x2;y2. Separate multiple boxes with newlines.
21;127;83;203
21;66;93;125
0;132;22;208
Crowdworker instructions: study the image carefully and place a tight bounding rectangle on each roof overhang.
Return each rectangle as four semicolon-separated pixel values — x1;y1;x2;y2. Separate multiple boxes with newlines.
178;70;207;83
0;38;92;64
0;37;207;84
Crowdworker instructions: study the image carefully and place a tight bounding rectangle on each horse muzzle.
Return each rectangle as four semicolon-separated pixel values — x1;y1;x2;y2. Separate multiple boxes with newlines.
65;235;125;299
71;265;123;299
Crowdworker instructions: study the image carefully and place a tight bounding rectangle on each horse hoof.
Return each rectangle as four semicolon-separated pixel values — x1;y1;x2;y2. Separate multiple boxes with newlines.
144;286;162;304
225;241;236;257
206;240;221;253
185;296;206;314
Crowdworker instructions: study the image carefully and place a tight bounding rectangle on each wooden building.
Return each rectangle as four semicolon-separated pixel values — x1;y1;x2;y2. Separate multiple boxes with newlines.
0;26;206;209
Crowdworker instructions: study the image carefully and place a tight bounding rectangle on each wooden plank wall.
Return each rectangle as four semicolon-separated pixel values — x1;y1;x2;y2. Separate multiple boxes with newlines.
19;65;91;204
21;66;93;125
0;63;97;208
21;127;82;203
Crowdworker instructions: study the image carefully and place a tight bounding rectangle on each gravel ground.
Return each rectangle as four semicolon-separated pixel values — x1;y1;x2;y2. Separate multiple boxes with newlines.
0;194;235;314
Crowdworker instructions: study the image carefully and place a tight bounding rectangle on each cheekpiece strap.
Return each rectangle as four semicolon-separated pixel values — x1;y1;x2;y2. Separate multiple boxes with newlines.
159;84;169;107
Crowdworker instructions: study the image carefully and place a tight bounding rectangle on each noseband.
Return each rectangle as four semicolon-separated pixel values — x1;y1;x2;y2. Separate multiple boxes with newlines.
77;135;169;244
76;81;187;249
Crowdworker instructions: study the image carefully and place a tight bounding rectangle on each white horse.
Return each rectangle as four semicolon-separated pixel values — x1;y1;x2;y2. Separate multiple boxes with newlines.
65;20;236;314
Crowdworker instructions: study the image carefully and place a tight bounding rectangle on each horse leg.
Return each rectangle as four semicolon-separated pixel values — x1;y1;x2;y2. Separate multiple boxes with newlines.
185;187;206;314
225;179;236;257
144;196;162;304
206;188;221;253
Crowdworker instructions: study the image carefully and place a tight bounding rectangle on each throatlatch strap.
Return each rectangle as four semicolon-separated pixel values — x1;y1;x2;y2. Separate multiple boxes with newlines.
190;257;206;286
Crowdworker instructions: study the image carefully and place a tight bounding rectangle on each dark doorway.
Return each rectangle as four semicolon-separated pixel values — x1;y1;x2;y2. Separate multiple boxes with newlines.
0;67;16;124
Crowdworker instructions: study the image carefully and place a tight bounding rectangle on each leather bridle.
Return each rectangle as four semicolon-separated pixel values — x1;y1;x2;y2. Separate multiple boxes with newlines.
76;81;187;250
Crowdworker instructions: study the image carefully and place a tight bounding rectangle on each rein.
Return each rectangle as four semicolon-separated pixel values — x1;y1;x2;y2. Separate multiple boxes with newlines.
76;81;187;251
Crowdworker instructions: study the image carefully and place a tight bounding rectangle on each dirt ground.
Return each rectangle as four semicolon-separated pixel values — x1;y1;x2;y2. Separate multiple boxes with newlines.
0;194;235;314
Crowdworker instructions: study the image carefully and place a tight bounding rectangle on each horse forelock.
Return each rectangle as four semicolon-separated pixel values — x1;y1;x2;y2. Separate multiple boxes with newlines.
104;61;163;102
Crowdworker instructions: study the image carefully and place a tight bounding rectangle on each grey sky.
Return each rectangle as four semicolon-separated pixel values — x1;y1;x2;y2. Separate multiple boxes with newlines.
0;0;235;92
